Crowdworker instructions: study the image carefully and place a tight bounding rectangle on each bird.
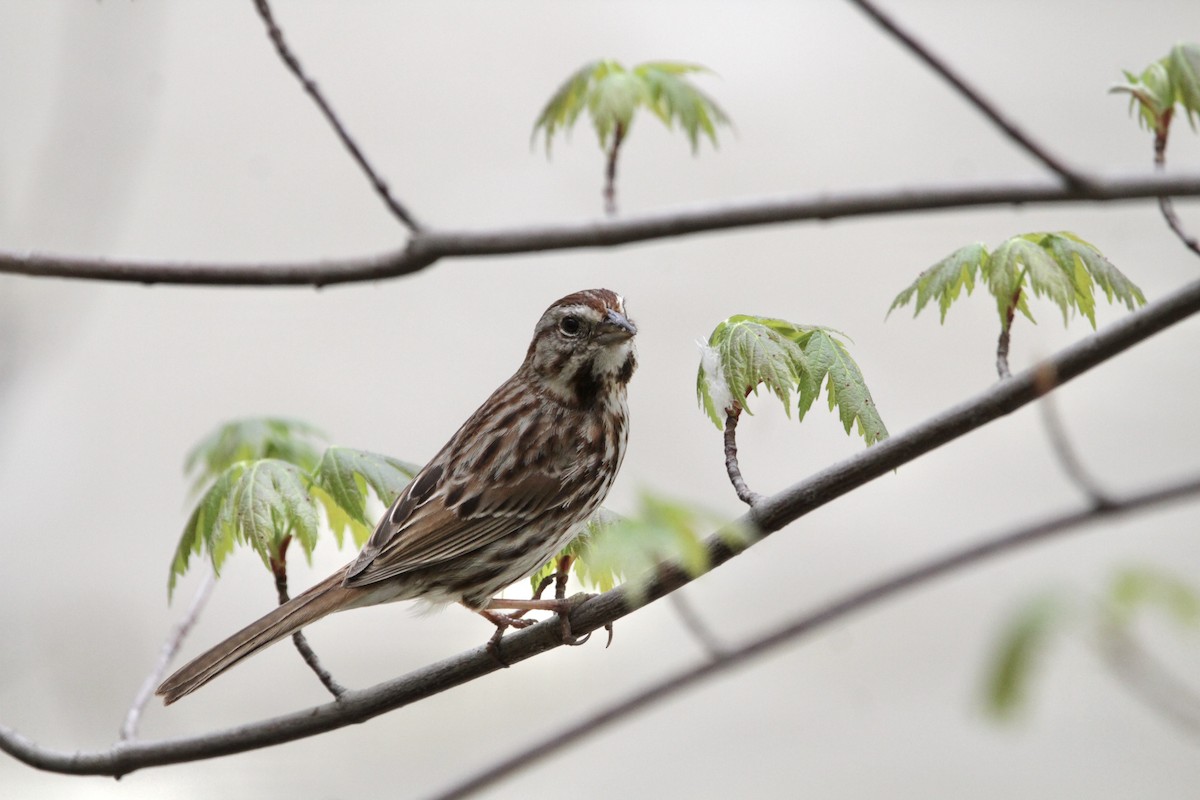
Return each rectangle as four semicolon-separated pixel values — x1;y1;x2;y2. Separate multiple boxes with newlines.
157;288;637;704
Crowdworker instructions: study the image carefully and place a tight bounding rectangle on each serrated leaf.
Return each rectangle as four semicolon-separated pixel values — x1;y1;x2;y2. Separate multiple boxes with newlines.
887;242;986;323
1107;566;1200;629
797;330;889;445
984;594;1069;719
169;463;244;599
696;316;887;446
1167;42;1200;126
534;494;750;605
183;417;325;496
311;447;419;547
533;58;731;155
1044;232;1146;318
230;459;319;567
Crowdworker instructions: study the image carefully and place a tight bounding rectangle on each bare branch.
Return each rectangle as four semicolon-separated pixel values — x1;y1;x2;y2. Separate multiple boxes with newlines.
427;471;1200;800
3;273;1200;776
3;173;1200;286
120;568;217;741
667;591;727;659
250;0;421;232
270;537;346;700
846;0;1090;187
1033;364;1117;508
1158;197;1200;257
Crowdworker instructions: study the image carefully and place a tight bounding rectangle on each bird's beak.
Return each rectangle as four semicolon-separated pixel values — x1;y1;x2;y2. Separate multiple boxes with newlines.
601;308;637;338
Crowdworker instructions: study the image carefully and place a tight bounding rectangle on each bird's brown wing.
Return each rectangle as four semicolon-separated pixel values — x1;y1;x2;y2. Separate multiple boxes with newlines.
342;466;566;587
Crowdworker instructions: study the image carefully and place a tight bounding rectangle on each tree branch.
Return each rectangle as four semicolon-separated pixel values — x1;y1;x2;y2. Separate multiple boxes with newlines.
723;404;763;506
3;274;1200;776
427;470;1200;800
270;537;346;700
119;567;217;742
4;173;1200;286
846;0;1090;187
250;0;421;232
1033;364;1117;508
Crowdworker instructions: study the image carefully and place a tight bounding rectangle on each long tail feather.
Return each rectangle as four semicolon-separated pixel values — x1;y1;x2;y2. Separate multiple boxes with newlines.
156;570;355;705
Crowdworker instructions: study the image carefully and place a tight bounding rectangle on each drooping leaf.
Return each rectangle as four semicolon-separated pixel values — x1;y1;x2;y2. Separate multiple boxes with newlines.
1106;566;1200;629
887;242;985;323
1167;42;1200;127
228;459;320;568
984;594;1070;719
311;447;419;547
1111;43;1200;132
533;59;730;154
170;462;244;598
533;495;752;605
183;418;325;496
795;329;888;445
696;315;888;446
891;231;1145;336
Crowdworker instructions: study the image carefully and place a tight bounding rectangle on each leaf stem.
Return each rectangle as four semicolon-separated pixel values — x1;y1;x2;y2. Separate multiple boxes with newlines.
996;286;1022;379
603;122;625;216
270;537;347;700
724;403;765;506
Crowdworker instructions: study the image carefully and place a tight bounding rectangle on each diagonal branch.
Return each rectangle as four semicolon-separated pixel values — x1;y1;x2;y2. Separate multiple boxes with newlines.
846;0;1090;187
4;173;1200;286
427;471;1200;800
3;273;1200;776
119;567;217;741
250;0;421;232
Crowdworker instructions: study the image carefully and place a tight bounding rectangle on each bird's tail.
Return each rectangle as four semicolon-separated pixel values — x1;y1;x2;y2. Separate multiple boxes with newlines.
156;570;356;705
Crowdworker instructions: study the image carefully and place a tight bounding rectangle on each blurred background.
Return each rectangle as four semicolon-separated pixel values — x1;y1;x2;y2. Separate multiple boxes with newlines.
2;1;1199;798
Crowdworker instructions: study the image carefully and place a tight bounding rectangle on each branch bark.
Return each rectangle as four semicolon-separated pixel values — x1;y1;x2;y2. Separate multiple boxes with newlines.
846;0;1089;187
4;272;1200;777
4;173;1200;286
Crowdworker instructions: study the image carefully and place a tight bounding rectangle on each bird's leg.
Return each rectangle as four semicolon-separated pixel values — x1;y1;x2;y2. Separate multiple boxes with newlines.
474;606;537;668
486;596;592;647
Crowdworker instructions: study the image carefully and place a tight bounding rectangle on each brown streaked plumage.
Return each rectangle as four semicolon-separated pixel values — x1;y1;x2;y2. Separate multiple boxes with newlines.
157;289;636;704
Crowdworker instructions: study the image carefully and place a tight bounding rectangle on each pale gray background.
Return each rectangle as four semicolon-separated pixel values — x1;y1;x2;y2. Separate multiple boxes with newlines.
2;2;1199;798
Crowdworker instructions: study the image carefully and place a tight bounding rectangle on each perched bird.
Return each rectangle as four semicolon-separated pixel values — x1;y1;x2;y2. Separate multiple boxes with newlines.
157;289;637;704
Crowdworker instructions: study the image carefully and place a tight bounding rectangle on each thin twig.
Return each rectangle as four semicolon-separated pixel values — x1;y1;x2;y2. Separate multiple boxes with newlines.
1151;116;1200;258
119;567;217;741
724;404;764;506
1032;363;1117;508
1097;622;1200;739
250;0;421;232
425;472;1200;800
667;591;726;659
4;274;1200;775
603;123;625;216
4;173;1200;285
270;537;346;700
846;0;1089;187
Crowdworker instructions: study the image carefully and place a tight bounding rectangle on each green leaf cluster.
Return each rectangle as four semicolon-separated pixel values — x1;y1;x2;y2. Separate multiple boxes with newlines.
888;232;1146;331
533;59;731;153
695;315;888;445
983;566;1199;719
1111;42;1200;133
530;495;751;605
169;418;418;598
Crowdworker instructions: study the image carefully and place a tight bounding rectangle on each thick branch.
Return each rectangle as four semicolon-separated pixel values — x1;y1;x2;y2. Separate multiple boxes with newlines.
428;471;1200;800
846;0;1088;187
251;0;421;232
4;173;1200;286
3;274;1200;776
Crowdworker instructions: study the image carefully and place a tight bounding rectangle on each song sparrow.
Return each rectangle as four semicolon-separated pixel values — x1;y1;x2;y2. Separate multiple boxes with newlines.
157;288;637;704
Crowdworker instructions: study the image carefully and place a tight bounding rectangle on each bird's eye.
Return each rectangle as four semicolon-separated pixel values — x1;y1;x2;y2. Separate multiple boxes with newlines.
559;315;582;336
